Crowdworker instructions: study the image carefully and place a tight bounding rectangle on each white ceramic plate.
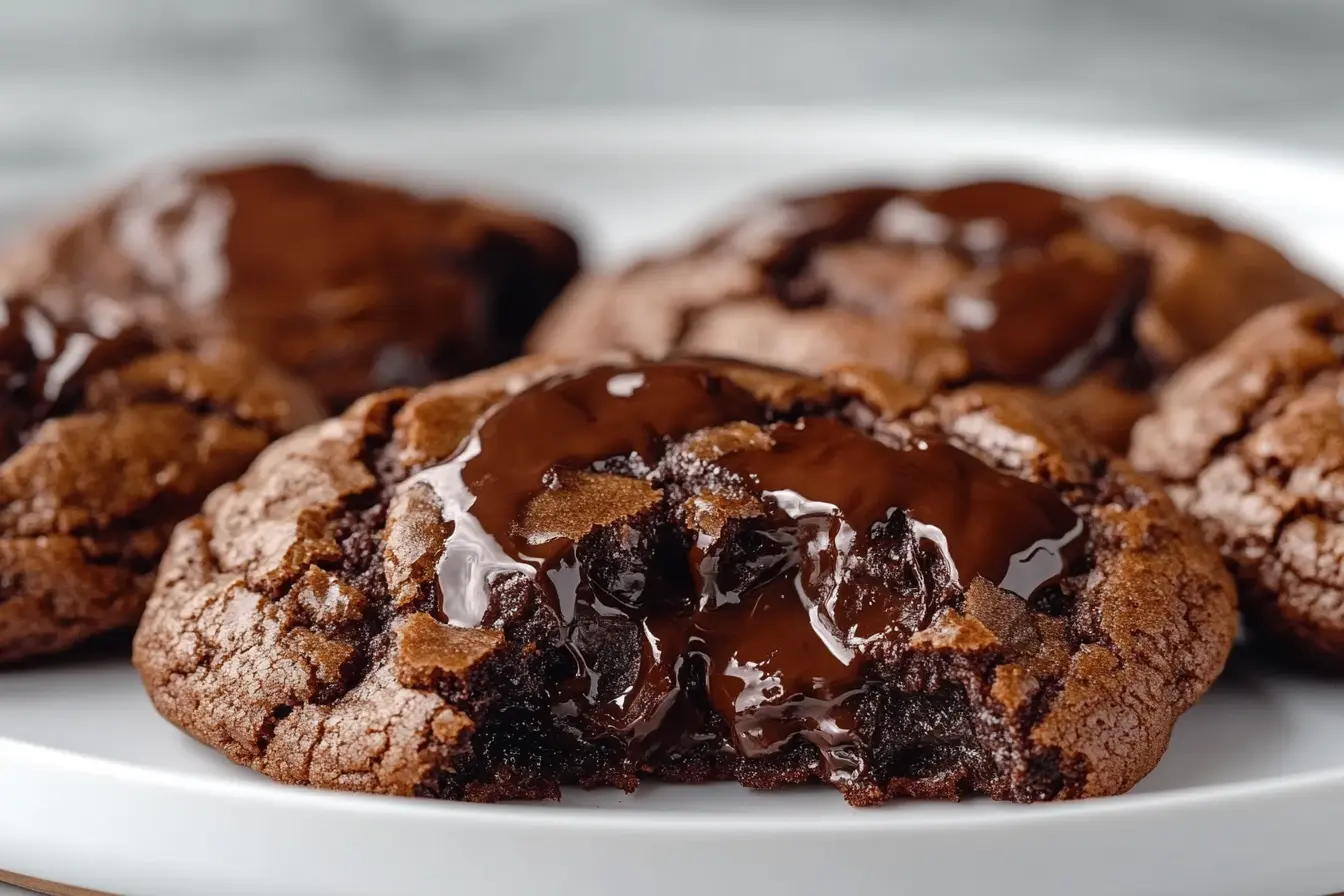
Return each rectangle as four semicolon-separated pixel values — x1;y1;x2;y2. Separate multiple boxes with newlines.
3;111;1344;896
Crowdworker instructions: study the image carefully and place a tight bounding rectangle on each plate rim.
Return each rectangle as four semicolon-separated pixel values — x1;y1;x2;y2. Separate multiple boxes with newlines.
5;727;1344;833
4;107;1344;842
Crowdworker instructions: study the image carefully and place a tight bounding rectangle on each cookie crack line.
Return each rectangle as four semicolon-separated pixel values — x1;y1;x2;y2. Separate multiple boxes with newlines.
0;289;322;661
1129;298;1344;669
134;356;1236;805
1;398;294;545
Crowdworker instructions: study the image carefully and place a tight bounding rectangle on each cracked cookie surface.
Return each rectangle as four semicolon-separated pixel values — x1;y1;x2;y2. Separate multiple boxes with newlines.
1131;297;1344;669
0;291;320;663
135;355;1234;803
1;160;581;409
530;181;1330;449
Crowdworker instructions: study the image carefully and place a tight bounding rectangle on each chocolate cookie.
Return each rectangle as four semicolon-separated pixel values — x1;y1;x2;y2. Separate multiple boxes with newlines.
1;160;581;409
0;291;319;663
529;181;1330;449
1132;297;1344;670
134;355;1234;804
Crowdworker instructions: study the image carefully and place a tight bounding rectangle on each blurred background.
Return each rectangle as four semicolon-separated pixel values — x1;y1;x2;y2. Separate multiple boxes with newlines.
3;0;1343;181
3;0;1341;261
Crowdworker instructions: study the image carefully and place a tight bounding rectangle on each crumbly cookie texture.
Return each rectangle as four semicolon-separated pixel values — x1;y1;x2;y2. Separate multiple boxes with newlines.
135;355;1234;804
0;292;320;663
530;181;1330;449
1;160;581;409
1132;297;1344;669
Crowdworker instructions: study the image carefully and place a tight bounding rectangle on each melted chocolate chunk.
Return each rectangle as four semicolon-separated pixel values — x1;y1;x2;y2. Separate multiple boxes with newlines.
740;180;1149;389
416;361;1086;773
886;182;1144;387
0;293;157;457
38;161;580;408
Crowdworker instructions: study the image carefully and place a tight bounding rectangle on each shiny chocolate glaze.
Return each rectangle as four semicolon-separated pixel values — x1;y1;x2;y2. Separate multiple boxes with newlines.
0;293;156;457
754;180;1149;389
417;360;1086;774
31;161;580;409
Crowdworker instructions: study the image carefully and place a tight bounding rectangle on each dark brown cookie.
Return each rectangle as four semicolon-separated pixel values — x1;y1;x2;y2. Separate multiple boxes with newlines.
1131;297;1344;670
530;181;1330;450
0;291;319;663
2;161;581;410
134;355;1234;804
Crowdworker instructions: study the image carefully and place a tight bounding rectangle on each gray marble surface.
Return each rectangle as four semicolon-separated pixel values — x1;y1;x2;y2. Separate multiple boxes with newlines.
2;0;1344;178
0;0;1340;235
1;2;1342;893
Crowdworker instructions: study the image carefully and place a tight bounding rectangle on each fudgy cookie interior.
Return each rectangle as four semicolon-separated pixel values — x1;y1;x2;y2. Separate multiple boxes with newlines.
387;361;1091;803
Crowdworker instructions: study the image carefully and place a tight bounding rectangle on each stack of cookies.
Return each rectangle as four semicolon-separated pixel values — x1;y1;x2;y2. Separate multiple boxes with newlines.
3;160;1337;806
